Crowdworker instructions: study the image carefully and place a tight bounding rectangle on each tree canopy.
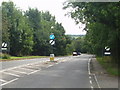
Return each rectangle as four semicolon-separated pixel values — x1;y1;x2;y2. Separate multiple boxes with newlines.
1;1;72;56
63;2;120;63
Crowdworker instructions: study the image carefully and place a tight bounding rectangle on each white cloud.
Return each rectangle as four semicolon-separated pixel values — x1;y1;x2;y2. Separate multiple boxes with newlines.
0;0;86;35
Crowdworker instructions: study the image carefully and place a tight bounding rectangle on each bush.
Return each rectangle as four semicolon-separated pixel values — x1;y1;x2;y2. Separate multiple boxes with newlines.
0;53;11;59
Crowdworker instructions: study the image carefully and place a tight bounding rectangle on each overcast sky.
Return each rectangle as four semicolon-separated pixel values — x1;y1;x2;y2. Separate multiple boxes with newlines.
0;0;86;35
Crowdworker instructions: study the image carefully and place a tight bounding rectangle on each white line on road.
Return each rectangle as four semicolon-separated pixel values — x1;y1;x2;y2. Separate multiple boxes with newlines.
88;58;101;89
0;78;18;86
93;74;101;88
90;80;93;84
0;79;7;82
27;70;40;75
2;72;20;77
9;70;28;74
0;60;49;73
20;67;34;71
88;59;91;75
23;66;39;70
48;65;53;67
89;76;91;79
31;64;42;67
91;86;94;90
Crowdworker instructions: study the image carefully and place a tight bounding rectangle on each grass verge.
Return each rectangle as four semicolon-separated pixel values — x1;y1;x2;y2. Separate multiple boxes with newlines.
96;56;119;76
0;55;48;61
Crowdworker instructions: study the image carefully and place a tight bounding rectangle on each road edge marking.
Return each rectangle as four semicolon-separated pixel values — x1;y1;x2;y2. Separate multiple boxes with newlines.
93;74;101;88
88;58;101;89
88;59;91;75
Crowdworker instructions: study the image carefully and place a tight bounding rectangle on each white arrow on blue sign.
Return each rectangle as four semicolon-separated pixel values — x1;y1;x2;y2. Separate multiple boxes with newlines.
50;34;55;39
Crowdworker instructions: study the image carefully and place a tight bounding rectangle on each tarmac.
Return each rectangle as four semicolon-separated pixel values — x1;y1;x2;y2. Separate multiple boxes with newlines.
90;57;119;89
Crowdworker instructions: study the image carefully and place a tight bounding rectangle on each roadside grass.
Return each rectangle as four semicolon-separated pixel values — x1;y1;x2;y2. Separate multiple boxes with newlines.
0;55;48;61
97;56;119;76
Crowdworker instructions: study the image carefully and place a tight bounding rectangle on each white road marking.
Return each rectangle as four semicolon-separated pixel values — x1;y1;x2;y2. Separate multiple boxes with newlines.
0;79;7;82
31;64;42;67
90;80;93;84
89;76;91;79
88;57;101;89
91;86;94;90
0;78;18;86
2;72;20;77
9;70;28;74
46;65;53;68
0;60;48;73
93;74;101;88
23;66;39;70
88;59;91;75
20;67;34;71
48;65;53;67
28;70;40;75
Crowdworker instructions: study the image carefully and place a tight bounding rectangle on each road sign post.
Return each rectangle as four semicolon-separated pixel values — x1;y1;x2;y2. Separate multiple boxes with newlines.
49;33;55;61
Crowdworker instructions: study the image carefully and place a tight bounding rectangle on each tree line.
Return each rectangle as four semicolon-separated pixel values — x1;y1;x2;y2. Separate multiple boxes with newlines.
1;1;75;56
63;2;120;63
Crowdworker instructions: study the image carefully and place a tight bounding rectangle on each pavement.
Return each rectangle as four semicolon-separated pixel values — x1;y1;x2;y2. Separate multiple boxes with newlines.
90;57;119;89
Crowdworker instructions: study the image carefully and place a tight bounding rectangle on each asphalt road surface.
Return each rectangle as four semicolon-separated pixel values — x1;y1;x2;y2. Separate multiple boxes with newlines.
1;54;95;88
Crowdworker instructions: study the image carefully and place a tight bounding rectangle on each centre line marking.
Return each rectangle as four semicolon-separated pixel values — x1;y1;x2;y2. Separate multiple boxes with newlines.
2;72;20;77
0;78;18;86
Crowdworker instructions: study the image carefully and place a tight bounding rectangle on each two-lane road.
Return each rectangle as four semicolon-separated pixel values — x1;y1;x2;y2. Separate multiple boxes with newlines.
2;54;94;88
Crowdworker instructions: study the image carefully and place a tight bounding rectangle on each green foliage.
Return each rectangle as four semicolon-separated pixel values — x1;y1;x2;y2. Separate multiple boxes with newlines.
63;2;120;63
1;1;72;56
2;1;34;56
97;57;119;76
1;53;11;59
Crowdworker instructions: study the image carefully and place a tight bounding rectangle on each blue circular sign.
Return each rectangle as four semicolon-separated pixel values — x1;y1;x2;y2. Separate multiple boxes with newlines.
50;34;55;39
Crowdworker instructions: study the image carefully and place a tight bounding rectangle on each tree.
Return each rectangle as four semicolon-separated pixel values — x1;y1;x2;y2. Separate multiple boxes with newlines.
2;1;33;56
63;2;120;63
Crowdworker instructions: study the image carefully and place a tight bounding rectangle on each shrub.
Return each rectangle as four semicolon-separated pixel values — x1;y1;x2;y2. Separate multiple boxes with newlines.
0;53;11;59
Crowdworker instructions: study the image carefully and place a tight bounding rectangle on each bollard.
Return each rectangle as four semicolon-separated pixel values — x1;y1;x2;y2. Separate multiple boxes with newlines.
50;54;54;61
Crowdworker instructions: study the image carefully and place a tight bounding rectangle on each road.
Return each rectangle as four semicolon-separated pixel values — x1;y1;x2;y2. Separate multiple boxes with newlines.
1;54;97;88
0;57;67;70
